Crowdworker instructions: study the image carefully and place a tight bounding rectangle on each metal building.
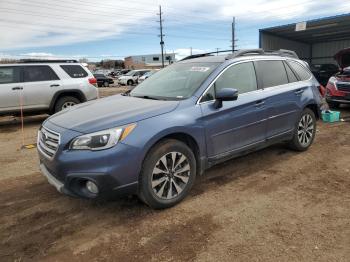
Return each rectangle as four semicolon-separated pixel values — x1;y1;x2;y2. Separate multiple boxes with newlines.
259;13;350;65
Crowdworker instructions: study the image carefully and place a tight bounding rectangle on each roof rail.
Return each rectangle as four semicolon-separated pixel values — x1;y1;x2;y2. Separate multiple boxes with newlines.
181;49;236;61
18;59;79;63
225;49;299;60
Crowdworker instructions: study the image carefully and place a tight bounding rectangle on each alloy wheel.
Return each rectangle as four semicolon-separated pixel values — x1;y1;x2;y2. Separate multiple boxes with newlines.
151;152;191;200
62;101;76;110
297;114;314;147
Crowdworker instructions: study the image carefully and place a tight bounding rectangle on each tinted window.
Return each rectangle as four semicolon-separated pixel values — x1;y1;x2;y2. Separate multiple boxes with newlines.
60;65;88;78
256;60;288;88
0;67;20;84
288;61;311;81
284;62;298;83
23;66;59;82
200;62;257;103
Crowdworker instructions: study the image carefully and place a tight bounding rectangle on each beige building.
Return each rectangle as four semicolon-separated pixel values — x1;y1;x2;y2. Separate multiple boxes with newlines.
124;53;175;69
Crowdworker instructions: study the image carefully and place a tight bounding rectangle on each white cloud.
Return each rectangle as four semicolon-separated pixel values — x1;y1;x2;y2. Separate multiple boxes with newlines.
172;48;207;60
0;0;349;52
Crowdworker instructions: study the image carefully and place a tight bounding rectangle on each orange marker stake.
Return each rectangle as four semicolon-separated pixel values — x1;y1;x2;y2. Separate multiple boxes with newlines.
19;88;25;149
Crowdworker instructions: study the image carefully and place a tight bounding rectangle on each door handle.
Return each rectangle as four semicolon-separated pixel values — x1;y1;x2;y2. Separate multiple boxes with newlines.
50;84;60;87
255;100;265;107
295;89;304;95
12;86;23;90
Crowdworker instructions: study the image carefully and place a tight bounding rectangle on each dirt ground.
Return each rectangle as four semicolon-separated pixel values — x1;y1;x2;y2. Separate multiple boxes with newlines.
0;88;349;262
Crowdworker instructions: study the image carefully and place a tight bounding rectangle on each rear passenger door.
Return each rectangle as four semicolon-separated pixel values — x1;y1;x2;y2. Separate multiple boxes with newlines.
22;65;61;109
0;66;22;111
255;60;303;139
200;62;267;158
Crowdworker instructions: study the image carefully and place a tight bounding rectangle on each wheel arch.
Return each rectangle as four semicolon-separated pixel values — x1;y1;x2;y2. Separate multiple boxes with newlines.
49;90;87;113
304;103;320;120
140;131;205;178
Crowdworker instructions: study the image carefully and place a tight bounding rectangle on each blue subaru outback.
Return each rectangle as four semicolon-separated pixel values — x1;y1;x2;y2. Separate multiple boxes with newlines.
38;49;322;209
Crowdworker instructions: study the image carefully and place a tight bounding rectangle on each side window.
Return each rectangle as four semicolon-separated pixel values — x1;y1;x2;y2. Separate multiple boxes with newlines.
200;62;257;103
23;66;59;82
256;60;289;88
283;61;298;83
288;61;311;81
60;65;88;78
0;67;20;84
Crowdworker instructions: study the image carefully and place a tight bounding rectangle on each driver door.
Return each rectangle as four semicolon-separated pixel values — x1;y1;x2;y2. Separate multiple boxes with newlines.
199;62;267;158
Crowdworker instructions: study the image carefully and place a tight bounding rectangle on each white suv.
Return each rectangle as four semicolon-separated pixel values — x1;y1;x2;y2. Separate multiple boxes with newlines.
118;69;150;86
0;60;99;115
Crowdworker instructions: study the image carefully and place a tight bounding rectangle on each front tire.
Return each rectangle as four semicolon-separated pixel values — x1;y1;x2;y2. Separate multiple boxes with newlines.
127;80;133;86
289;108;316;151
103;81;109;87
138;139;196;209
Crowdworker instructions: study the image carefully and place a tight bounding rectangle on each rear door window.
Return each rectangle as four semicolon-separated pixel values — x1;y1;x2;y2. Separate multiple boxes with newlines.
60;65;88;78
288;61;311;81
255;60;289;88
0;67;21;84
23;66;59;82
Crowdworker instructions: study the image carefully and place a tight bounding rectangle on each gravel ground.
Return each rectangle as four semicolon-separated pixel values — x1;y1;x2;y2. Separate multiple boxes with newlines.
0;89;349;261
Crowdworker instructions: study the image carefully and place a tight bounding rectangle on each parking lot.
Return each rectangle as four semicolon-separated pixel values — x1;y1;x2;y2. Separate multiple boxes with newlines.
0;87;349;261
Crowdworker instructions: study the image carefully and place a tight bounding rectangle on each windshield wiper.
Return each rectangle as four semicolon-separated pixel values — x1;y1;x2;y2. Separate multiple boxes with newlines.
132;95;162;100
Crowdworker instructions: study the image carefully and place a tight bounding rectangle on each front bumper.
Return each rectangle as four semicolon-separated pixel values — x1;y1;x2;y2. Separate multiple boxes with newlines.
38;122;141;199
326;95;350;104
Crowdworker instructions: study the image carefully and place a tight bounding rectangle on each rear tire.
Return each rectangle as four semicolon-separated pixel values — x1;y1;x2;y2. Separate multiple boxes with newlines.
138;139;196;209
288;108;316;151
54;96;80;113
103;81;109;87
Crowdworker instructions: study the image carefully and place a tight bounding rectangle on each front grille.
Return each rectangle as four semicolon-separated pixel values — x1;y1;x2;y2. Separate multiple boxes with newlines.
37;126;60;159
337;83;350;92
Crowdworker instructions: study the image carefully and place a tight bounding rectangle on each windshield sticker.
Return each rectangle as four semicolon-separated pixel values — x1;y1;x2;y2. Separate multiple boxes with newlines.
190;67;210;72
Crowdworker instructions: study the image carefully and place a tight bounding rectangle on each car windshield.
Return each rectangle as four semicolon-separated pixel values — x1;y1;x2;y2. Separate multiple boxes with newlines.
130;62;219;100
125;71;135;76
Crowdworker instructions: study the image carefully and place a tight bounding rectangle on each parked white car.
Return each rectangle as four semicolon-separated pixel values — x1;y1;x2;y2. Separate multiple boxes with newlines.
137;70;159;84
118;70;150;86
0;60;98;115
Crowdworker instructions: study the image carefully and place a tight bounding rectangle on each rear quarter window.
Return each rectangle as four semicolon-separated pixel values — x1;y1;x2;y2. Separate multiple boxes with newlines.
60;65;88;78
288;61;311;81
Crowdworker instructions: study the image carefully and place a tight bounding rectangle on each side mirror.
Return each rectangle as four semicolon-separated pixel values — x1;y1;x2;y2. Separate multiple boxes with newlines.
214;88;238;109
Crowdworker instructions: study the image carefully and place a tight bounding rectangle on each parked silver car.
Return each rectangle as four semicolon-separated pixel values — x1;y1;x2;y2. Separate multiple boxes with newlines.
0;60;98;115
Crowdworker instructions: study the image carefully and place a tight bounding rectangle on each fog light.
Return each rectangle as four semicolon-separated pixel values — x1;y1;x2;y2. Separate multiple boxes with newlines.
86;181;99;194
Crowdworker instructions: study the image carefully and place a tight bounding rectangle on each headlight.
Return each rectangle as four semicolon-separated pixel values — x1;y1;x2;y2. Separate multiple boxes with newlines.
70;123;136;151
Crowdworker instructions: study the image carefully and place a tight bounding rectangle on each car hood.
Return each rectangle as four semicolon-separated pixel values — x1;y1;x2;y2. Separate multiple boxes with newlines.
48;95;179;133
334;48;350;69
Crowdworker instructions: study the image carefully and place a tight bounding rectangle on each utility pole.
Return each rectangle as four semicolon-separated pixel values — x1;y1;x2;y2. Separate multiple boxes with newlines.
190;47;193;56
216;48;220;56
231;17;236;53
157;5;165;68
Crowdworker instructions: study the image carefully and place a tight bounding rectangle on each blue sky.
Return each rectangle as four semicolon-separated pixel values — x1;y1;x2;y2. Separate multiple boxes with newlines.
0;0;349;61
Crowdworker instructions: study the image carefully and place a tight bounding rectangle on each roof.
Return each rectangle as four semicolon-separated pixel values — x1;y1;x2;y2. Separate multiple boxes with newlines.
260;13;350;44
